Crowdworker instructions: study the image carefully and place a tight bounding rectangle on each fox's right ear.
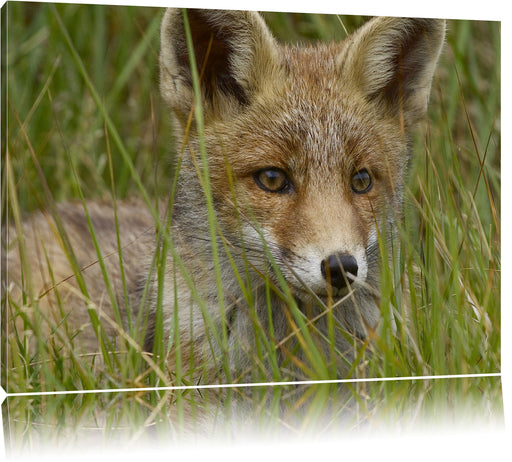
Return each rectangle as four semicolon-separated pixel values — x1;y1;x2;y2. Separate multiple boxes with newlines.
160;8;281;122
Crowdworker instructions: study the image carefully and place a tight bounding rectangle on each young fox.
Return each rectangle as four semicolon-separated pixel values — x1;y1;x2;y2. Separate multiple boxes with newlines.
5;9;445;383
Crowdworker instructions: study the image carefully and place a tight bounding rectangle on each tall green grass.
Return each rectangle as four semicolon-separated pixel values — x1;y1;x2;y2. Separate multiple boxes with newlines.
2;3;501;449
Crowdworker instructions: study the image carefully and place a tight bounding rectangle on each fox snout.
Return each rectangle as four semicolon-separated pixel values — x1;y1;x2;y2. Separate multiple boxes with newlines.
321;253;358;290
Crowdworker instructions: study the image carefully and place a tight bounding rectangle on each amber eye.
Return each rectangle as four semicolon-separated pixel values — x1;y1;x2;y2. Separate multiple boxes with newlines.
350;169;372;194
254;168;291;193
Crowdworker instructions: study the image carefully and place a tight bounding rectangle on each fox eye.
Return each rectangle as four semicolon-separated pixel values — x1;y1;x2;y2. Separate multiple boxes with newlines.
254;168;291;193
351;169;372;194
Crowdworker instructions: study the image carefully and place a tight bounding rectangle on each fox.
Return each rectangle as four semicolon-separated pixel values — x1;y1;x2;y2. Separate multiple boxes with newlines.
4;9;445;387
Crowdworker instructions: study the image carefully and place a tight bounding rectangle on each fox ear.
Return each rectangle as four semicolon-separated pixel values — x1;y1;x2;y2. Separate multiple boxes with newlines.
160;9;281;121
341;17;445;126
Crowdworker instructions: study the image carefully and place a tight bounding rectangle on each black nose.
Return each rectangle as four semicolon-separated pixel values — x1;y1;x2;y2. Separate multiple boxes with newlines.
320;253;358;290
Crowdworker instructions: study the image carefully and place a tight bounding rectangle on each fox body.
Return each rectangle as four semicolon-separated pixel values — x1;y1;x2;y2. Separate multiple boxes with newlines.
5;10;445;383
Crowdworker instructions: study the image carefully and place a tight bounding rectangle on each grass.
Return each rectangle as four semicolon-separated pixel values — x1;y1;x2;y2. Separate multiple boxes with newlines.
1;3;501;451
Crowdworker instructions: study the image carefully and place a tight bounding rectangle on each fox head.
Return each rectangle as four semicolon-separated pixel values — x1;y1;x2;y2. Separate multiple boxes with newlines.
160;9;445;304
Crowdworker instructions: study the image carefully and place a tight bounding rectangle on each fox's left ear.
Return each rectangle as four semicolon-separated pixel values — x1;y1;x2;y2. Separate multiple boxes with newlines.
341;17;445;127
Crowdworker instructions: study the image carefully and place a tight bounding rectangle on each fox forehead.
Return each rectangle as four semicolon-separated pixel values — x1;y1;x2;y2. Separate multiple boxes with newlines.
283;42;348;89
212;42;400;170
214;66;404;184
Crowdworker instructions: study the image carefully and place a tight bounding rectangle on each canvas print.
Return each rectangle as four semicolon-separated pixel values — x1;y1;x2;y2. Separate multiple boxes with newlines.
1;1;501;454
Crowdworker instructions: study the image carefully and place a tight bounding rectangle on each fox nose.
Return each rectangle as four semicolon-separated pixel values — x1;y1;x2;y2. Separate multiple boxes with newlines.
320;253;358;290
